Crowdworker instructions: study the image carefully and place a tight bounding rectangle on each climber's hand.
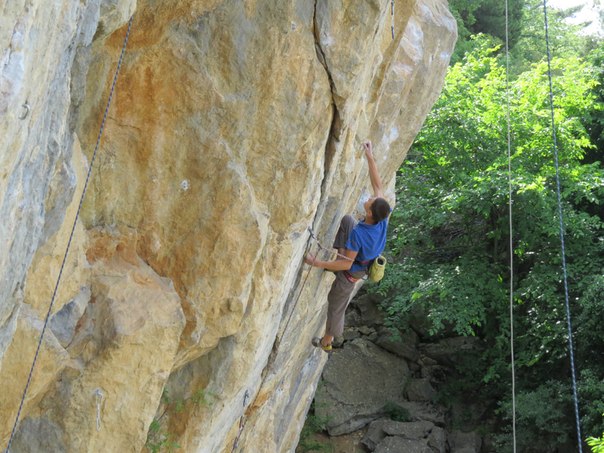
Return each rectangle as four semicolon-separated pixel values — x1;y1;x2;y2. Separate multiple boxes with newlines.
363;141;373;159
304;254;317;266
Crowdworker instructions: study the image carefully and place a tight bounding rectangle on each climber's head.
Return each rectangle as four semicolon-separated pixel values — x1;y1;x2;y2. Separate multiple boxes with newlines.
365;197;390;224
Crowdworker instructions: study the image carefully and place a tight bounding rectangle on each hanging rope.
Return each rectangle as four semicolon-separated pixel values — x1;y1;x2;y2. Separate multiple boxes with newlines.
280;224;359;342
230;390;250;452
231;228;323;451
390;0;395;40
541;2;583;451
308;227;354;262
4;16;134;453
503;1;517;450
278;228;320;343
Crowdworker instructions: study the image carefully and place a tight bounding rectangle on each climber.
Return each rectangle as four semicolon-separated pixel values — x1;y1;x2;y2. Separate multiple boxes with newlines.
304;140;391;352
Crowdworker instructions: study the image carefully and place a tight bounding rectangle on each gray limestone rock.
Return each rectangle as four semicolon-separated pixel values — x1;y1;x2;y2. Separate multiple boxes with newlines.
406;378;437;402
400;402;447;425
428;426;448;452
449;430;482;453
10;417;66;453
49;286;91;348
362;419;389;451
375;327;420;362
343;327;361;341
352;294;384;327
315;338;410;436
420;337;483;366
374;436;432;453
382;420;435;439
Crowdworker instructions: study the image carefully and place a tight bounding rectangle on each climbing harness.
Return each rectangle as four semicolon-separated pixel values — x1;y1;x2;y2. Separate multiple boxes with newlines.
4;16;133;453
503;1;517;450
541;1;583;450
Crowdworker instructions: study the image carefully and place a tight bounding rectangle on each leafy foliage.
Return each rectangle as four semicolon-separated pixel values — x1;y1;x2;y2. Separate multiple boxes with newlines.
383;401;411;422
298;401;333;453
373;32;604;449
449;0;525;63
588;418;604;453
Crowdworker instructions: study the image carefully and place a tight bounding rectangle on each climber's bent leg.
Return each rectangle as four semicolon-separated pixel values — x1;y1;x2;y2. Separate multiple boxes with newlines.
325;271;356;339
333;214;357;251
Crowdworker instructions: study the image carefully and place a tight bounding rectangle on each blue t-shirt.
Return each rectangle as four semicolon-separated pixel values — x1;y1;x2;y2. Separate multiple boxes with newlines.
345;218;388;273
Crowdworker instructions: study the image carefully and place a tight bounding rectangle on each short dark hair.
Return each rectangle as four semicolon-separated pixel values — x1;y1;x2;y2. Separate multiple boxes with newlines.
371;197;391;223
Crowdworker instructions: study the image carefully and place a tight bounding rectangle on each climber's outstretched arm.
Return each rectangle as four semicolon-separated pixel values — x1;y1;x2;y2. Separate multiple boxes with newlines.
304;248;357;271
363;141;384;198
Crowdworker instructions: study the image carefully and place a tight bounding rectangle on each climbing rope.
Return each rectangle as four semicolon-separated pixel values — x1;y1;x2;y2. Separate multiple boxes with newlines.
390;0;395;40
233;224;345;449
229;229;318;451
541;2;583;451
503;1;517;451
308;227;354;262
279;225;356;344
230;390;250;452
4;16;133;453
278;228;317;344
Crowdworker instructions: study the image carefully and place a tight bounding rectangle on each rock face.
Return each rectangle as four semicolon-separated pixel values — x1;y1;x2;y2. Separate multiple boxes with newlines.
0;1;456;452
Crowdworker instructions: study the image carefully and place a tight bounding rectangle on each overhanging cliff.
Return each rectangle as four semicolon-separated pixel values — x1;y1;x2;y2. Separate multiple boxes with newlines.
0;1;456;451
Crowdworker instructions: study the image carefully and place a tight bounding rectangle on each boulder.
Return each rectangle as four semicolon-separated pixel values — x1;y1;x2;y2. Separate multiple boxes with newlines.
374;436;432;453
382;420;434;439
315;338;410;436
400;402;446;426
406;378;437;402
420;337;483;366
449;430;482;453
375;327;420;362
428;426;449;453
362;418;446;452
362;419;390;451
352;294;384;327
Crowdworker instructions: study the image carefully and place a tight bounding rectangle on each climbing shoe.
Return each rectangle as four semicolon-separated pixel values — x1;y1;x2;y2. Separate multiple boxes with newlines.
312;337;332;352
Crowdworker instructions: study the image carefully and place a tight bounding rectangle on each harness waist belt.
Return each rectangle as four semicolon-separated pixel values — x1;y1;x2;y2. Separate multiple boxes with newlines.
343;270;361;283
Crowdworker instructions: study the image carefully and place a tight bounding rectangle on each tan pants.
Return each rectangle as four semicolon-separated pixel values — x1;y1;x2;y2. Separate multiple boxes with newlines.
325;215;365;337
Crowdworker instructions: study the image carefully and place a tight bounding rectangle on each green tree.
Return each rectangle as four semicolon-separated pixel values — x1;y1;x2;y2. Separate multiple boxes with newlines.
449;0;526;63
374;34;604;449
588;421;604;453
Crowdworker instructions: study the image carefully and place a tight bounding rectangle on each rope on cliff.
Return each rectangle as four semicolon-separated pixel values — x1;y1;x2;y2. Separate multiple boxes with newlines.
230;227;329;451
231;390;250;452
227;232;314;452
541;1;583;449
279;226;355;345
4;16;134;453
278;228;317;346
308;227;354;262
390;0;395;40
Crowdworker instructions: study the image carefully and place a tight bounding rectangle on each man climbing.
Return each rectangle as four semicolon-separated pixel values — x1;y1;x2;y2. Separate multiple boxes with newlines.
304;140;391;352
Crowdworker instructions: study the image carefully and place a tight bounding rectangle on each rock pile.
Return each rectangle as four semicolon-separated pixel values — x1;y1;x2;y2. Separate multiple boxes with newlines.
311;292;485;453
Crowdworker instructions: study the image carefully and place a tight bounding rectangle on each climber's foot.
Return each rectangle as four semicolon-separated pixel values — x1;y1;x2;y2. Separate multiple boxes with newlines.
312;337;333;353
